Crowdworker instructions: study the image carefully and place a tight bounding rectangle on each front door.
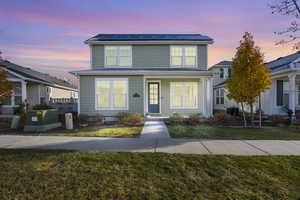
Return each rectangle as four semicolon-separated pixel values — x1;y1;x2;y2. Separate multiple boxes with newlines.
148;82;160;113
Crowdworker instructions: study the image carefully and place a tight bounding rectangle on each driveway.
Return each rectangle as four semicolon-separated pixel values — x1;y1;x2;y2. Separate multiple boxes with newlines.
0;121;300;155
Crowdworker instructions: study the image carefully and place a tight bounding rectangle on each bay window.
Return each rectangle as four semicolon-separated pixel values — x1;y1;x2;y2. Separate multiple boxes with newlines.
215;88;225;105
95;78;128;110
105;46;132;67
170;46;197;67
170;82;198;109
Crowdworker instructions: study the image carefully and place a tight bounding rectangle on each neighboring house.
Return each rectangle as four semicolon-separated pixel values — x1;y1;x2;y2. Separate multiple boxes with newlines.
72;34;214;117
261;51;300;116
0;60;78;114
209;61;238;111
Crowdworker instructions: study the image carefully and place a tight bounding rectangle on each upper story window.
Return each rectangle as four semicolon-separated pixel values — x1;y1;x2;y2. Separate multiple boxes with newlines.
170;46;197;67
219;68;224;79
105;46;132;67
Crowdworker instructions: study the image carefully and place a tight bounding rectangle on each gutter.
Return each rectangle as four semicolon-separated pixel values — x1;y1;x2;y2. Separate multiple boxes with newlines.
85;40;214;45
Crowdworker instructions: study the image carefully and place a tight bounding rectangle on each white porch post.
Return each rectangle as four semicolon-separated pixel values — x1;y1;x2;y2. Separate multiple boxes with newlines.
206;77;213;117
21;80;27;103
288;74;296;116
201;78;207;117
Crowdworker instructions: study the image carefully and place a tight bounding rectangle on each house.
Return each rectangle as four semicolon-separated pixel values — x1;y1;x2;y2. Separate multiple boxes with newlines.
261;51;300;116
72;34;214;118
209;61;239;112
0;59;78;115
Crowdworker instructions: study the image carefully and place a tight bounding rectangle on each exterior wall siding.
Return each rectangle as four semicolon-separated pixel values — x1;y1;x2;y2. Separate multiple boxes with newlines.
146;78;204;116
80;75;144;116
91;44;208;70
27;83;40;106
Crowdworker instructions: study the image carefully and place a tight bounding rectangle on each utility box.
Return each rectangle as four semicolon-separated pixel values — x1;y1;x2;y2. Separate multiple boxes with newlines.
65;113;73;130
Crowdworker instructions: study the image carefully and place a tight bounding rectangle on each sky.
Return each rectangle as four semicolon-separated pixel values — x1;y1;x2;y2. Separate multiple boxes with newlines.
0;0;297;81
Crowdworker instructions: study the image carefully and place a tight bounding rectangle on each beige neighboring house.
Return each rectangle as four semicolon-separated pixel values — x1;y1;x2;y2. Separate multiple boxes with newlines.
72;34;215;118
0;60;78;115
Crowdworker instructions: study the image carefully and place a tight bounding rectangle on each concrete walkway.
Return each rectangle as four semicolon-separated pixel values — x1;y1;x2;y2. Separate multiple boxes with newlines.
0;121;300;155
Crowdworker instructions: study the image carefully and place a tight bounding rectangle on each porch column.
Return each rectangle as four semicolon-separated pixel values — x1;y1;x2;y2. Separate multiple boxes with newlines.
288;74;296;115
206;77;213;117
21;80;27;103
201;78;207;117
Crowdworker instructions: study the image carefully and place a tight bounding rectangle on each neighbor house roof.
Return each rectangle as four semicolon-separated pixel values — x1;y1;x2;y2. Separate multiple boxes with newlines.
210;60;233;69
85;34;214;44
266;51;300;73
2;60;77;91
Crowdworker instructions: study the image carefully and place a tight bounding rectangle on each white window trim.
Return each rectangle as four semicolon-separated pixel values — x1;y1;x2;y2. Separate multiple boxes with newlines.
1;81;22;108
104;46;132;67
170;82;198;109
170;45;197;68
215;88;225;105
95;78;129;110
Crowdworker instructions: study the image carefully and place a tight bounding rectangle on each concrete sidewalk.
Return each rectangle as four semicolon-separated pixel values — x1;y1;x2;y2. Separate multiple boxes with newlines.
1;121;300;155
1;134;300;155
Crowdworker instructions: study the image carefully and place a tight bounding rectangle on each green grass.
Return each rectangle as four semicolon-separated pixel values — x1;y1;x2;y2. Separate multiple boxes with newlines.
0;149;300;200
168;125;300;140
55;125;143;138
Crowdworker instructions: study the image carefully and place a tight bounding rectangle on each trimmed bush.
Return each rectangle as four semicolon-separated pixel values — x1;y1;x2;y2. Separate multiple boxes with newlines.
226;107;239;116
79;114;89;124
269;115;288;124
168;113;184;125
116;112;131;123
122;113;143;126
210;112;235;122
187;113;205;125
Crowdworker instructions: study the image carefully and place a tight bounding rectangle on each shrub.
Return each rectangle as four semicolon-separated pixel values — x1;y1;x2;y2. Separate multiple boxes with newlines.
168;113;184;125
187;113;205;125
210;112;235;122
268;115;288;124
32;104;53;110
116;112;131;123
78;114;89;124
226;107;239;116
122;113;143;126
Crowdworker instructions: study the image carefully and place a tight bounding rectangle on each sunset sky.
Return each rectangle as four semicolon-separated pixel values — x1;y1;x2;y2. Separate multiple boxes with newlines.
0;0;297;80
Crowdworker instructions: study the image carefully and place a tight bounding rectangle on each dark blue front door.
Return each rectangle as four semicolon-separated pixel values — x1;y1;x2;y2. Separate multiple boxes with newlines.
148;82;160;113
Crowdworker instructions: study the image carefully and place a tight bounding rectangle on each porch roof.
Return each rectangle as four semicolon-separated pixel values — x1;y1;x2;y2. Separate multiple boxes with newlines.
71;68;213;76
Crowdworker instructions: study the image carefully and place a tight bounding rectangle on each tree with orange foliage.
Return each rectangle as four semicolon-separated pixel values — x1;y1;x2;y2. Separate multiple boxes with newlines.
0;59;14;102
227;32;272;127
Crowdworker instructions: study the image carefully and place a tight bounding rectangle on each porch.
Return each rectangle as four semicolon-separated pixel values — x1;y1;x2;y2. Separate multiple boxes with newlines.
262;73;300;116
143;76;213;117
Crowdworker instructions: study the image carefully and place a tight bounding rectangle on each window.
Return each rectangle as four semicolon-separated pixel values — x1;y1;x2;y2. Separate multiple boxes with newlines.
215;88;225;105
105;46;131;67
298;85;300;106
170;46;197;67
228;68;232;77
277;80;289;106
220;68;224;79
95;78;128;110
170;82;198;108
1;82;22;106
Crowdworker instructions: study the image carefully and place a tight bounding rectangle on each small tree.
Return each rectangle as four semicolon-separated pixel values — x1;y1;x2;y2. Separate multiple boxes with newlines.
0;60;14;102
227;32;272;127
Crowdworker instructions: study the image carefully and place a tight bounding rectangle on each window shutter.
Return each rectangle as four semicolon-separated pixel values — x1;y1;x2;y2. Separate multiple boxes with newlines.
277;80;283;106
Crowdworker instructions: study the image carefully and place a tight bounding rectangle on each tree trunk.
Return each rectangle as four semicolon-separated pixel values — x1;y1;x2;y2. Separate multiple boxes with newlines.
259;94;262;128
241;102;247;128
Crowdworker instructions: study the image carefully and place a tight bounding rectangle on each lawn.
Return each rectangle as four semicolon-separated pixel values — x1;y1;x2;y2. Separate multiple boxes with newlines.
168;125;300;140
55;125;143;138
0;149;300;200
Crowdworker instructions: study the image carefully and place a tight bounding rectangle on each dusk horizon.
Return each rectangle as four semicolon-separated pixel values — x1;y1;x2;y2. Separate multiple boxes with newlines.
0;0;296;80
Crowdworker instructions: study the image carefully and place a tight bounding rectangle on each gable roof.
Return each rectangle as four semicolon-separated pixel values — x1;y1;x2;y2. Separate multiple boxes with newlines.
266;51;300;73
2;60;77;91
85;34;213;44
212;60;233;67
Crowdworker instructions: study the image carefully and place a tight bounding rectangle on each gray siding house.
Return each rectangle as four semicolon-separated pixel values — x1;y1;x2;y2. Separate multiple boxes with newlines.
0;60;78;114
72;34;214;117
